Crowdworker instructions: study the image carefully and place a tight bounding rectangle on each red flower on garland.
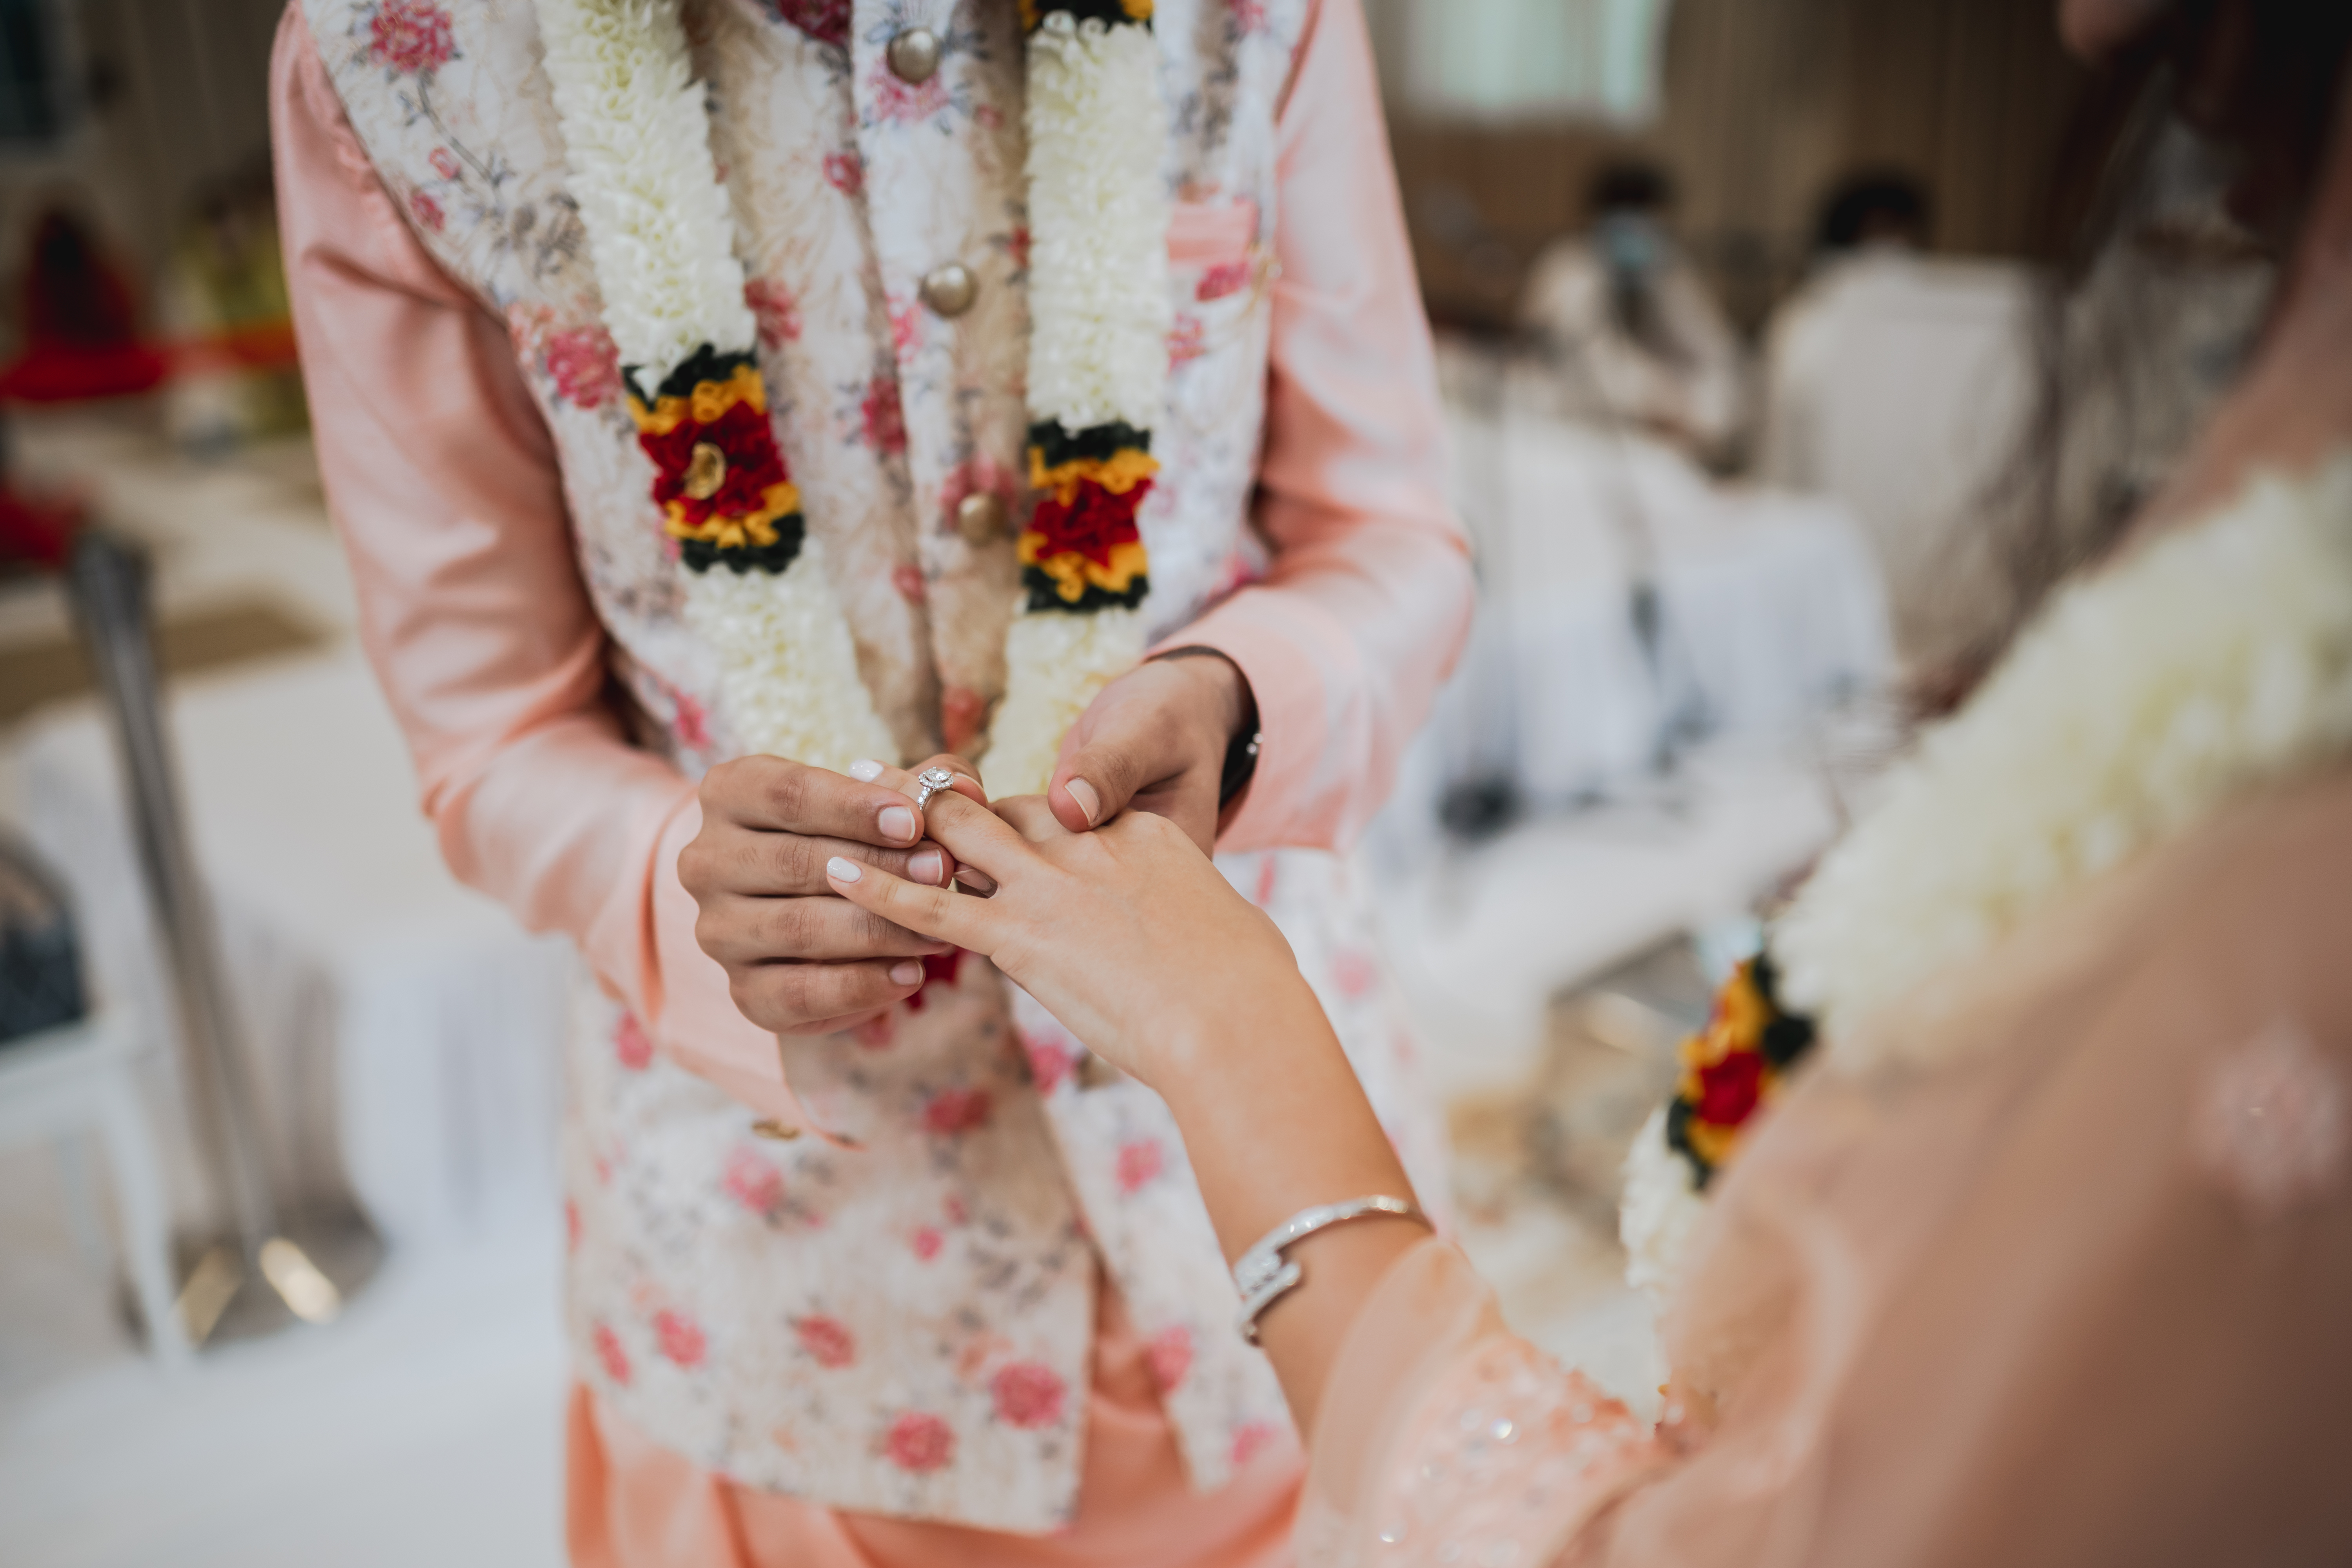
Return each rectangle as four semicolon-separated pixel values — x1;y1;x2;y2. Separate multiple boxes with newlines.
884;1412;955;1472
370;0;456;75
639;398;789;531
991;1362;1067;1430
1029;477;1150;566
1693;1049;1765;1127
796;1315;857;1368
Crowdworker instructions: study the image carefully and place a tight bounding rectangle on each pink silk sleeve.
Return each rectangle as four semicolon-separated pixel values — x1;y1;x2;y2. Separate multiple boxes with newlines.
269;9;802;1126
1170;0;1475;855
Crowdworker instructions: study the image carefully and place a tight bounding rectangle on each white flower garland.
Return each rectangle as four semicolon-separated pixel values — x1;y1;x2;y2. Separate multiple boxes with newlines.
537;0;892;771
1624;456;2352;1293
1019;15;1170;434
979;10;1170;798
535;0;751;377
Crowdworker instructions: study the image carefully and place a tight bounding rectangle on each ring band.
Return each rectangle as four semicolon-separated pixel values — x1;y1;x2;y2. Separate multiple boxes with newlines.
913;766;956;812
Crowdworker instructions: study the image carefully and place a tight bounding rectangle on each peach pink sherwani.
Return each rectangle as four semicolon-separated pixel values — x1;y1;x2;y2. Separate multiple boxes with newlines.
1304;765;2352;1566
269;0;1470;1561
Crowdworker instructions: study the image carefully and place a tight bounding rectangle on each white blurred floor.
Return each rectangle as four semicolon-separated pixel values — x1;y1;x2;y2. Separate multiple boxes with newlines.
0;1146;568;1568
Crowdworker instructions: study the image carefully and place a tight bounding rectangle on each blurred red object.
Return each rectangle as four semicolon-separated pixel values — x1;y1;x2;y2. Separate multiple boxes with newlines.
0;485;83;569
0;209;169;404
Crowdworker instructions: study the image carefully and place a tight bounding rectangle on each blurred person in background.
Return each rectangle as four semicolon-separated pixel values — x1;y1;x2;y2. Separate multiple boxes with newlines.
270;0;1470;1565
818;0;2352;1562
1517;160;1749;465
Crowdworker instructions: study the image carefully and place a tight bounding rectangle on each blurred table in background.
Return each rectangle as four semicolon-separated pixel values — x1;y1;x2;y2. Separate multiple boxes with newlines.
0;412;571;1254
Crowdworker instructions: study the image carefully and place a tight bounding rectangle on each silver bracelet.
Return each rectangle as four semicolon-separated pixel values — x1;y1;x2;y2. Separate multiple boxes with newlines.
1232;1195;1426;1345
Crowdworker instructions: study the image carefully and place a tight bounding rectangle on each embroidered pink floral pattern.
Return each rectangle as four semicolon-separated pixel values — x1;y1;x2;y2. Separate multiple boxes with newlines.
822;150;865;198
1369;1338;1659;1568
2190;1022;2350;1218
544;325;620;410
369;0;455;75
1147;1325;1192;1393
860;373;908;454
1116;1137;1164;1195
911;1226;945;1261
884;1412;956;1472
768;0;850;48
744;277;802;347
614;1012;653;1071
923;1087;994;1136
1332;949;1378;1000
408;189;446;232
889;298;924;358
990;1362;1067;1429
655;1309;707;1368
722;1146;786;1218
566;1200;581;1253
941;684;989;757
867;57;950;125
1197;259;1251;301
428;146;461;181
1025;1036;1077;1095
892;562;927;604
1168;314;1207;366
796;1315;858;1368
670;689;711;751
593;1321;632;1385
1230;1419;1280;1468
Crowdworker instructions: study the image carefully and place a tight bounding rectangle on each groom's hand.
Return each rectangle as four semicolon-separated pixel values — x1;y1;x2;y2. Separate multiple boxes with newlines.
681;753;985;1035
1046;651;1254;854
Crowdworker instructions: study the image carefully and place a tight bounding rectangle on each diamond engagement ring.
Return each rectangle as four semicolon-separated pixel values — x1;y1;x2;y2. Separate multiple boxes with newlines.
913;767;956;812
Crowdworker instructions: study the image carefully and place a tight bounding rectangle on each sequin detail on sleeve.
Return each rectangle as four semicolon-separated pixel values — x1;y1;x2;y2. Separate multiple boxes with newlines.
1361;1337;1659;1568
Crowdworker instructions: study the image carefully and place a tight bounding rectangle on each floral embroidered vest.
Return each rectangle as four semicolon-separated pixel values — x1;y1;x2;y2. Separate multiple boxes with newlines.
303;0;1446;1532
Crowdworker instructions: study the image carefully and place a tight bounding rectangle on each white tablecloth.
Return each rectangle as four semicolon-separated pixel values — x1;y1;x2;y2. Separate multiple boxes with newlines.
20;653;573;1248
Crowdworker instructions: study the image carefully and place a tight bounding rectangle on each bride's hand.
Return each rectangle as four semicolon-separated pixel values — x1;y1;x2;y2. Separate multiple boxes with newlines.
821;790;1319;1088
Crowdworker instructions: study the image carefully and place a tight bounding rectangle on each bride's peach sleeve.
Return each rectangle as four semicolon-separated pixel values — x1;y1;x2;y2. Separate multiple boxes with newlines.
1299;1238;1670;1568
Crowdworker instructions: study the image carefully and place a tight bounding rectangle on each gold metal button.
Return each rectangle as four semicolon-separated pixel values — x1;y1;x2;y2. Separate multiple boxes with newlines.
683;441;727;500
886;27;941;84
955;490;1009;542
750;1118;802;1141
918;262;976;318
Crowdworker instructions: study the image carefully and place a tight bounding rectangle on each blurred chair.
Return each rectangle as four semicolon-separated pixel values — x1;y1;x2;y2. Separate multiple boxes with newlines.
1757;244;2036;665
0;1009;189;1365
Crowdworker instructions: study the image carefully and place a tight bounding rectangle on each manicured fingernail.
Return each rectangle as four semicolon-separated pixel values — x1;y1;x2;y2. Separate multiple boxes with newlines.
889;960;923;986
826;856;862;884
910;848;945;884
848;759;886;782
1065;777;1100;826
953;867;998;896
879;805;918;842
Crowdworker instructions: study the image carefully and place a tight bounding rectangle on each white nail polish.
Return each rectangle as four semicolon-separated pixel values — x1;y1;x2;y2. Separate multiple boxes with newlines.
848;759;886;782
878;805;918;842
827;856;862;883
